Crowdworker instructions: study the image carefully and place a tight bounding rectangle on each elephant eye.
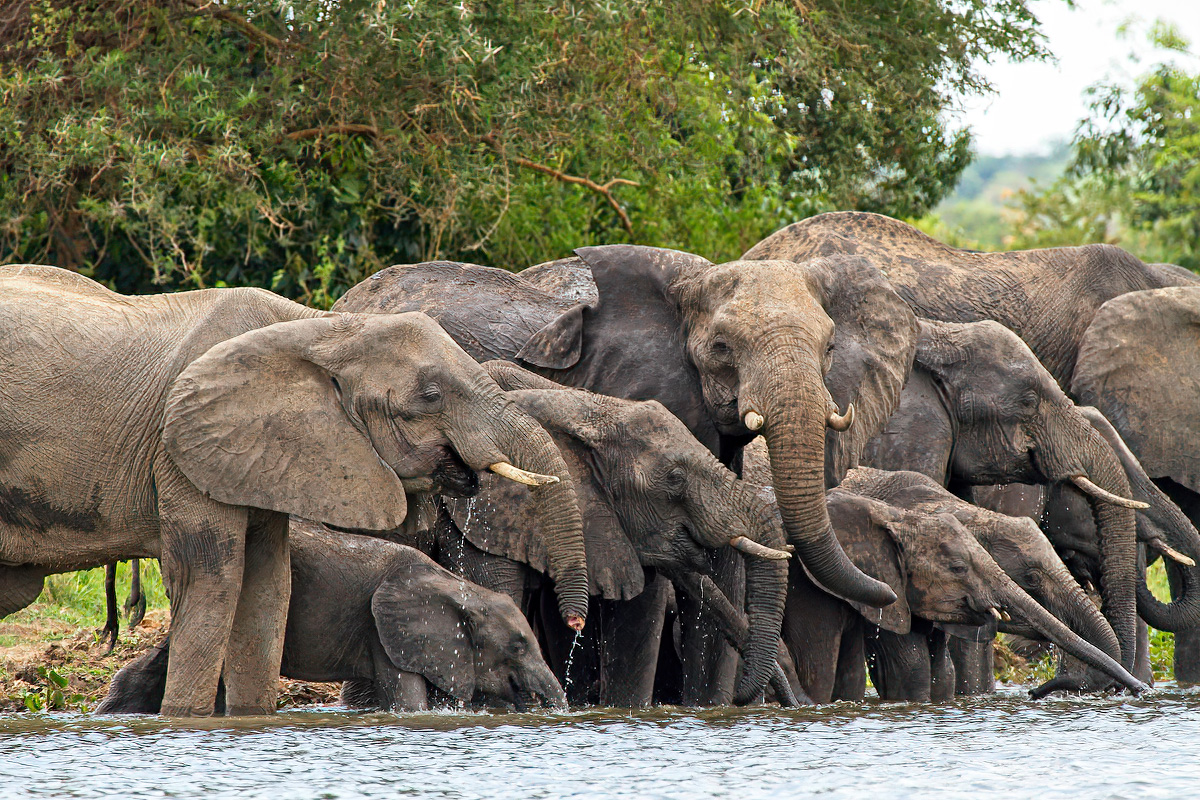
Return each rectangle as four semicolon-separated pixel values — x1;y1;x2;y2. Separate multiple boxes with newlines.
419;383;443;404
948;562;969;576
663;466;687;497
330;375;344;402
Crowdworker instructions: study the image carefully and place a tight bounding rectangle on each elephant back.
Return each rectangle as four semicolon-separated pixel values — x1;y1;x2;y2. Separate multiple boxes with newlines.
334;262;575;362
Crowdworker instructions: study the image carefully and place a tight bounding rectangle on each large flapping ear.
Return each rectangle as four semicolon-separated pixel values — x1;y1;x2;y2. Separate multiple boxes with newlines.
826;491;912;633
804;255;919;486
517;245;711;376
372;566;476;701
1073;287;1200;493
162;316;407;530
445;389;645;600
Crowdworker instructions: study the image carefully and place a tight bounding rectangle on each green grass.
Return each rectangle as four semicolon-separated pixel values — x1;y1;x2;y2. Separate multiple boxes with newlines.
6;560;169;634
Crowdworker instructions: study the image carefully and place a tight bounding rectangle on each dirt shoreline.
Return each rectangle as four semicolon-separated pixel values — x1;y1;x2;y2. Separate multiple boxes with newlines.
0;611;339;713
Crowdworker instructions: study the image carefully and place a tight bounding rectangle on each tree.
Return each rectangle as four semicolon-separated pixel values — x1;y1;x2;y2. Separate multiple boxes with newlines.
1011;24;1200;269
0;0;1058;303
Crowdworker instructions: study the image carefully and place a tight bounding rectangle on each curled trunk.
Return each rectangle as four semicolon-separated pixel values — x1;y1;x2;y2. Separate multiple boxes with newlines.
758;363;896;609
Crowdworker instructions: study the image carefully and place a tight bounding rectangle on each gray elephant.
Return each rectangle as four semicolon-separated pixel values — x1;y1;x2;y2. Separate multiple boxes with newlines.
743;443;1142;701
1071;286;1200;679
335;248;916;700
407;361;792;707
96;521;565;713
0;265;587;716
855;317;1184;681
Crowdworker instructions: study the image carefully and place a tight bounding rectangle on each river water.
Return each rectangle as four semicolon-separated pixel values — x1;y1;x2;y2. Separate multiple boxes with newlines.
2;685;1199;799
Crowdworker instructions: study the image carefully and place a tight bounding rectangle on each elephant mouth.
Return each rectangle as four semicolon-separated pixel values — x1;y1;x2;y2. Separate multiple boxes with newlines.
430;447;480;497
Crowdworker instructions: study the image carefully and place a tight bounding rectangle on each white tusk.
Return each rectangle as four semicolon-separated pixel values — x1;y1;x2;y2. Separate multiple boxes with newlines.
990;607;1003;621
489;462;560;486
744;411;765;431
729;536;793;560
826;401;854;432
1149;537;1197;568
1070;476;1149;509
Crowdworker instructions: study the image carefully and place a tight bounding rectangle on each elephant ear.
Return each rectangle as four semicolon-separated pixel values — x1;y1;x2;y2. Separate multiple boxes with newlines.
1073;287;1200;493
806;255;919;486
446;389;644;600
825;491;911;633
517;245;710;379
162;316;407;530
372;563;476;701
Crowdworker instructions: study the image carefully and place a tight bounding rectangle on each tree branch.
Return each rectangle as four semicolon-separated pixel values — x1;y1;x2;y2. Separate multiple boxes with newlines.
185;1;295;51
285;124;379;141
482;134;637;238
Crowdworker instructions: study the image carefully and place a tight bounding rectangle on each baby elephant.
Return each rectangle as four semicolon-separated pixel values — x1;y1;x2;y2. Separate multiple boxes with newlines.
97;522;565;713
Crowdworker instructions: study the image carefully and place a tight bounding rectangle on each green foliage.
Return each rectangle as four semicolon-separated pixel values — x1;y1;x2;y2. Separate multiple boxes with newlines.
16;666;89;712
1008;32;1200;270
0;0;1058;298
10;561;168;632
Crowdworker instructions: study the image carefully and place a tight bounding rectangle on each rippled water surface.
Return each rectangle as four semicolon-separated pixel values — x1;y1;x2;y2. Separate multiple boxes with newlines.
4;685;1200;799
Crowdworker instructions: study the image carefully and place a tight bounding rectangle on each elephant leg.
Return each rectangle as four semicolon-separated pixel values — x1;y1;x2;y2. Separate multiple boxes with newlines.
125;559;147;627
929;629;956;703
867;625;933;702
0;564;48;618
223;511;290;716
157;462;250;717
948;637;995;696
782;560;847;704
372;633;430;712
1167;558;1200;682
831;615;867;702
538;588;599;705
598;573;669;708
1135;616;1153;684
101;563;119;653
677;549;742;706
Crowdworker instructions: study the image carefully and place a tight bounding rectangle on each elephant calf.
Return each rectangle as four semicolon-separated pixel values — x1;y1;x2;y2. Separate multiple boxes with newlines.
97;522;565;714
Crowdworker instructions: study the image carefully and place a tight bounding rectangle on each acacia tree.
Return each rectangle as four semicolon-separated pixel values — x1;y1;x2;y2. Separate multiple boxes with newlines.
0;0;1054;303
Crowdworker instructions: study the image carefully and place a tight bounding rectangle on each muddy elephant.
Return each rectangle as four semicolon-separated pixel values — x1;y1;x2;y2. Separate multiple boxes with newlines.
0;265;586;717
407;361;792;707
856;318;1159;677
744;211;1191;389
97;522;565;713
335;248;916;699
1072;286;1200;679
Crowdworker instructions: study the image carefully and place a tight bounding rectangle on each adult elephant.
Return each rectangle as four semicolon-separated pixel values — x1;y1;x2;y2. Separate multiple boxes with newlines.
0;266;586;717
335;250;915;612
1072;286;1200;680
744;211;1186;388
411;361;792;707
855;318;1187;678
98;521;565;714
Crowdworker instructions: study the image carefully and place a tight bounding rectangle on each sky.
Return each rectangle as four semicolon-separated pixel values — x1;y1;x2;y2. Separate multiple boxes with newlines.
959;0;1200;156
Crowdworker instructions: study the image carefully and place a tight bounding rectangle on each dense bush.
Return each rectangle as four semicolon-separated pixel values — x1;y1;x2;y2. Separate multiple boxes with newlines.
0;0;1055;303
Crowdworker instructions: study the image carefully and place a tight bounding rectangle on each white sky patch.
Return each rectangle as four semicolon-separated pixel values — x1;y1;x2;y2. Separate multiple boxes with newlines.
956;0;1200;156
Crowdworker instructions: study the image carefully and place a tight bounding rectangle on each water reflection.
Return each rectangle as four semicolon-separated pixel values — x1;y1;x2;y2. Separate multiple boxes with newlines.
3;685;1200;798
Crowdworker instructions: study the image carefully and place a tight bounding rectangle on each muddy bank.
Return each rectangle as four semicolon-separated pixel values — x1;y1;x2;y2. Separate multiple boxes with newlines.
0;611;339;713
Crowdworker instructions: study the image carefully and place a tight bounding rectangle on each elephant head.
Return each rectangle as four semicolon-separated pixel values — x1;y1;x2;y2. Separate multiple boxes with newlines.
443;361;791;704
514;246;917;611
161;311;589;630
369;556;567;710
859;318;1143;669
825;474;1146;696
839;468;1124;681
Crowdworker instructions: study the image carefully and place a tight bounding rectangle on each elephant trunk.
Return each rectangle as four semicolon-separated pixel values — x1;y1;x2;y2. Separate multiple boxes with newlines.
753;358;896;608
1128;475;1200;631
1076;436;1140;671
734;497;790;705
455;392;589;629
993;566;1146;695
1040;562;1122;664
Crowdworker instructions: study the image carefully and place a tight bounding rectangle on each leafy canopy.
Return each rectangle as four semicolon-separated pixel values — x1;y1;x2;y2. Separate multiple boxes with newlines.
1;0;1054;303
1011;23;1200;269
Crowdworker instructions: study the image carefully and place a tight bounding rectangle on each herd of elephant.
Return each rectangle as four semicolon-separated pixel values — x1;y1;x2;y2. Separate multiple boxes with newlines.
2;210;1198;717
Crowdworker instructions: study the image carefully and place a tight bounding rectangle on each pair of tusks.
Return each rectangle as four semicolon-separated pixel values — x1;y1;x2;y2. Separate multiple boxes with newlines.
489;462;560;486
729;535;794;560
1146;534;1198;567
1069;475;1149;510
741;402;855;433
